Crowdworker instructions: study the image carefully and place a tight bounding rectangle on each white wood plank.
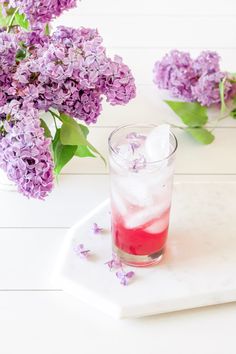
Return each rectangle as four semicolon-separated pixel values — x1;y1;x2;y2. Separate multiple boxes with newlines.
0;175;109;227
0;291;236;354
0;228;65;289
63;127;236;174
96;84;236;127
0;176;234;288
54;15;236;48
76;0;236;16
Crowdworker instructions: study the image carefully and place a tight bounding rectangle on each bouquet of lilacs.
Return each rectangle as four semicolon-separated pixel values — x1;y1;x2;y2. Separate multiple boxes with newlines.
153;50;236;144
0;0;136;199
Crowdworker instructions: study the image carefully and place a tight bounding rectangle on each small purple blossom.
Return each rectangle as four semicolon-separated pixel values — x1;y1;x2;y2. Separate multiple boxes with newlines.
92;223;103;234
129;155;147;173
116;269;135;286
126;131;146;153
74;244;90;259
126;132;146;141
105;254;122;271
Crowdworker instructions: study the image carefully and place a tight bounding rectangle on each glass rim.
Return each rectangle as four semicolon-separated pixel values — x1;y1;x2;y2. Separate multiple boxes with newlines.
108;123;178;166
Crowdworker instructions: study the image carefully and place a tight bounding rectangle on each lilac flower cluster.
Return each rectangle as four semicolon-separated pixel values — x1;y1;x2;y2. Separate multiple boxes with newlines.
0;25;135;198
0;101;54;198
0;0;136;199
154;50;233;106
12;26;136;124
1;0;77;24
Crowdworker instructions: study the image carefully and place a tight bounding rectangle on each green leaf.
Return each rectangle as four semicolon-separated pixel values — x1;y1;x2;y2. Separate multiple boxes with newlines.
40;119;52;138
186;127;215;145
78;123;89;138
230;108;236;119
52;129;77;175
75;145;96;158
165;100;208;127
59;113;88;146
44;23;50;36
0;12;10;27
219;78;226;114
60;122;87;146
15;48;27;62
87;142;106;165
14;12;29;29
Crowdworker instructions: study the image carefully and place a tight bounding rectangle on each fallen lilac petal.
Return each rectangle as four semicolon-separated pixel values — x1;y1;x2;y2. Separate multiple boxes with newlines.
74;244;90;259
116;269;135;286
105;254;122;270
92;223;103;234
126;271;135;279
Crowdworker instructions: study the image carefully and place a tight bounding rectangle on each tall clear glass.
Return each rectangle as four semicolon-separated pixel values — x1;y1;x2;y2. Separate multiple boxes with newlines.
108;124;178;267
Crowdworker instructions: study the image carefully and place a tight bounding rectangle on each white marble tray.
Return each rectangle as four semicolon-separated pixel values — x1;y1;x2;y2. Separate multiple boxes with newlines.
53;182;236;318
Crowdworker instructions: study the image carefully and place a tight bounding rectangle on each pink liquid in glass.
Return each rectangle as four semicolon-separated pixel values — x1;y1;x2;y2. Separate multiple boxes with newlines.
112;206;170;256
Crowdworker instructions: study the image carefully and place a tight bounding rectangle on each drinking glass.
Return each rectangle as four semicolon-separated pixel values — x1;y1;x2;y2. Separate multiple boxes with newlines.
108;124;178;267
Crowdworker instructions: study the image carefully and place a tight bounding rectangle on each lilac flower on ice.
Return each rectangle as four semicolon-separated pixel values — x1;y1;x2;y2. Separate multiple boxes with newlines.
74;244;90;259
92;223;103;234
116;269;135;286
0;101;54;199
126;131;146;153
126;132;146;141
192;72;232;106
129;155;147;173
105;254;122;271
2;0;77;24
193;51;220;76
154;50;196;101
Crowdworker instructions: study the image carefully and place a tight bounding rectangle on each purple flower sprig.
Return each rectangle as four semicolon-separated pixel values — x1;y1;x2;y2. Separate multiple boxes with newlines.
153;50;236;145
153;50;233;106
0;3;136;199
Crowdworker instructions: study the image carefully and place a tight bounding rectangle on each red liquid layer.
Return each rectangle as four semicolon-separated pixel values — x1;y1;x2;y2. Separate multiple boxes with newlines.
112;209;170;256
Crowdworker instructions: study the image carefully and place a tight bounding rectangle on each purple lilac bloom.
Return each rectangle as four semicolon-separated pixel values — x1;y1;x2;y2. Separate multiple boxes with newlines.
0;101;54;199
154;50;196;101
193;51;220;76
192;72;232;106
116;269;135;286
92;222;103;234
154;50;233;105
102;56;136;105
12;26;136;124
2;0;77;24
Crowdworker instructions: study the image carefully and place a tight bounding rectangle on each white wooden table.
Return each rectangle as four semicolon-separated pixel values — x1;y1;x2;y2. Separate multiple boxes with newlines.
1;1;236;353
